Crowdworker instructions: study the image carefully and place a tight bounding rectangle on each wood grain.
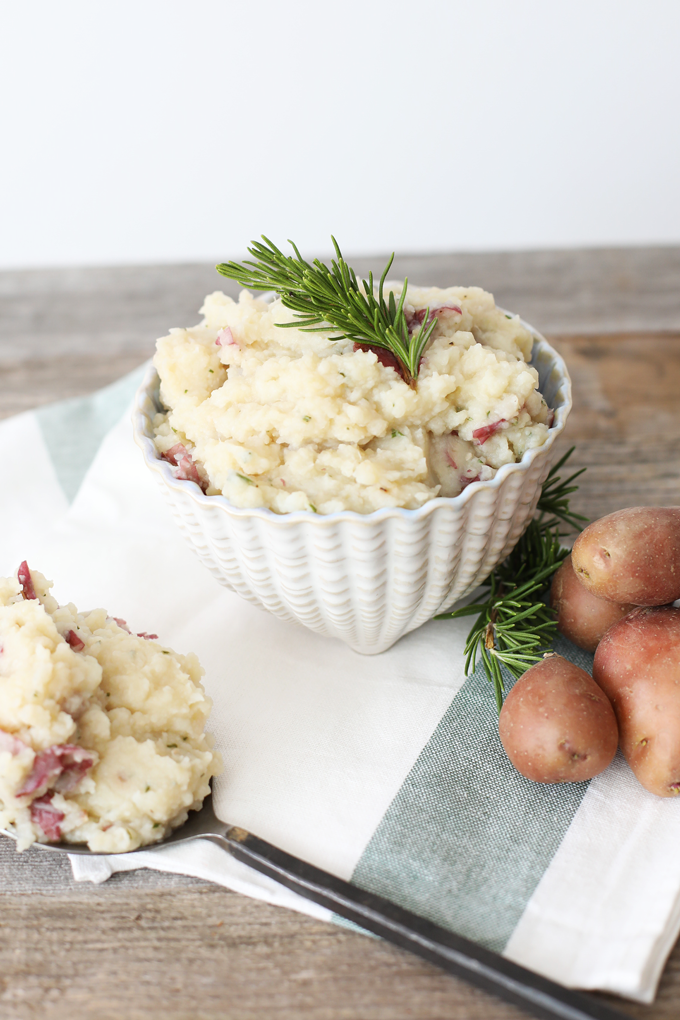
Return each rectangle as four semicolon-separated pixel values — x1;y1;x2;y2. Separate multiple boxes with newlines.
0;885;532;1020
1;252;680;1020
550;332;680;520
0;354;149;419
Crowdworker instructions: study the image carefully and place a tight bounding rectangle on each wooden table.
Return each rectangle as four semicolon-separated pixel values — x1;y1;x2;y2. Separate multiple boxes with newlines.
1;248;680;1020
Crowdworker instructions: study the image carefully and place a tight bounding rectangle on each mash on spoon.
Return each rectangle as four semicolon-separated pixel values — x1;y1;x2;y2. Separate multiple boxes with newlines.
0;563;219;852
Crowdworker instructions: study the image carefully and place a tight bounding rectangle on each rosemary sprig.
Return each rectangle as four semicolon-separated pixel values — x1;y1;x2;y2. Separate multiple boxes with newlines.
216;236;438;385
536;446;589;533
435;448;586;712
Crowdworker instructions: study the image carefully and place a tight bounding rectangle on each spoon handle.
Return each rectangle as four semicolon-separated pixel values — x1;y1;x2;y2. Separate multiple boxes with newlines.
210;827;628;1020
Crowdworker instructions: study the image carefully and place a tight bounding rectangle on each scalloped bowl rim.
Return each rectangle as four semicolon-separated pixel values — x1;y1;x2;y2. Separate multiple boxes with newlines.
132;320;571;528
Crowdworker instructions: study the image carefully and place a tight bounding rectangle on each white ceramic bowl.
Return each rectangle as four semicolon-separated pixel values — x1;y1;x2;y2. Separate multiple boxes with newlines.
132;323;571;654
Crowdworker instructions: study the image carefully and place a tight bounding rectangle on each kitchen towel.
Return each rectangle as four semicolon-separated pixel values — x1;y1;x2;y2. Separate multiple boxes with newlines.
2;366;680;1004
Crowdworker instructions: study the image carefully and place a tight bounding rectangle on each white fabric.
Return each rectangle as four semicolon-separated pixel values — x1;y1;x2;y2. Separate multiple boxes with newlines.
506;753;680;1002
2;403;680;1002
0;410;69;550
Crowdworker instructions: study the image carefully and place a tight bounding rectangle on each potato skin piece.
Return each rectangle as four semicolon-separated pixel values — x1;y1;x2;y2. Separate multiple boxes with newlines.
593;606;680;798
499;655;618;783
571;506;680;606
551;554;634;653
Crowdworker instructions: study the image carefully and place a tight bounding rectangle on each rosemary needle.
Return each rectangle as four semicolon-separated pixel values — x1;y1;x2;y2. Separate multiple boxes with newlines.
536;446;589;534
216;236;438;386
435;448;587;713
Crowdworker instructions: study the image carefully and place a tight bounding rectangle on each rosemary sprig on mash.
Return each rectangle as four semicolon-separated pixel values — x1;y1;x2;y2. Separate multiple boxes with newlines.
435;449;587;712
216;236;437;386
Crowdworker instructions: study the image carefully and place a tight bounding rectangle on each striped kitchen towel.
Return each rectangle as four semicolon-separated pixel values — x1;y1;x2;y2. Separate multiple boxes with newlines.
2;366;680;1004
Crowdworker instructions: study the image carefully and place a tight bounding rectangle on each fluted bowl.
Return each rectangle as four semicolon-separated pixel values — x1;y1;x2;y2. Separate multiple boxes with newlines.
132;324;571;653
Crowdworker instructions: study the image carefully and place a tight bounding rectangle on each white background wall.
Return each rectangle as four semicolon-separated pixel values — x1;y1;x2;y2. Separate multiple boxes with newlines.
2;0;679;268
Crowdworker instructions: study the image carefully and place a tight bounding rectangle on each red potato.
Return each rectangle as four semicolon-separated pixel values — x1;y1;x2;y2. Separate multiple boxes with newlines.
550;554;635;652
499;655;619;783
571;506;680;606
593;606;680;797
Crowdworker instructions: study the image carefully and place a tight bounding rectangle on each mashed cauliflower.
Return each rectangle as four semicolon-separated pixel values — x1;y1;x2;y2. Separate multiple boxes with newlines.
152;284;553;514
0;563;219;852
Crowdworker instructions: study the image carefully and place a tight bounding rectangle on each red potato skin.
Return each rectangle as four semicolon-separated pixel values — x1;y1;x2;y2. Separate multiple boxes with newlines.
550;555;634;653
571;506;680;606
499;655;619;784
593;606;680;798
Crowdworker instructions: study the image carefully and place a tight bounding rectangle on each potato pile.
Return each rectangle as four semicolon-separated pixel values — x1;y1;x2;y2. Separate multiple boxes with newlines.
500;507;680;797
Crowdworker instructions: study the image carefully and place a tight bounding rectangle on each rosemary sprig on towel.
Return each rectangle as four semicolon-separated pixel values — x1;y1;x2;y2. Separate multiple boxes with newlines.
435;448;587;712
216;236;437;385
535;449;588;533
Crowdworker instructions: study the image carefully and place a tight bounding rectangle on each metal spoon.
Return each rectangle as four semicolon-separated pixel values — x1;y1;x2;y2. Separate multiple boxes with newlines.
33;794;628;1020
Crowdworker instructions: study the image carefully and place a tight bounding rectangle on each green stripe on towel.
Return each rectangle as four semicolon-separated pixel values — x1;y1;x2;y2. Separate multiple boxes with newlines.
350;638;594;953
36;364;148;503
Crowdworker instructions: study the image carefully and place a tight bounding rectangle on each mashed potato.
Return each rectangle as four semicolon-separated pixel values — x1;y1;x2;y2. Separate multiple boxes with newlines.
152;284;552;514
0;563;219;852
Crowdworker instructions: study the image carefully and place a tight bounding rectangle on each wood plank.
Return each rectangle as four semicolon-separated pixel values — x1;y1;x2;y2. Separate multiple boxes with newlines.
1;247;679;363
0;353;149;419
0;886;530;1020
1;881;679;1020
549;332;680;519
